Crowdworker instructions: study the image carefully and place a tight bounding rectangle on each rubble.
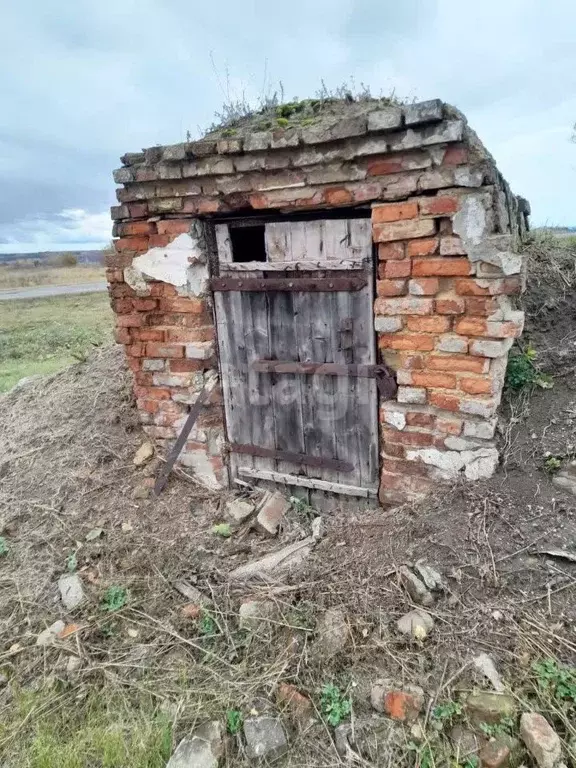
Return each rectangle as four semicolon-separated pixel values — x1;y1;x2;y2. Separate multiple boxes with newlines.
57;573;85;611
520;712;562;768
166;721;224;768
243;715;288;760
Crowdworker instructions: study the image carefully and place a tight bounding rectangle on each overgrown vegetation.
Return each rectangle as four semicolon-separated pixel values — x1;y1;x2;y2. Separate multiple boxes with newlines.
205;74;403;135
0;293;113;392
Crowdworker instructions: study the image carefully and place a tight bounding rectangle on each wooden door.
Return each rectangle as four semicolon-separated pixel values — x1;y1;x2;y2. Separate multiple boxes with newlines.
212;217;381;501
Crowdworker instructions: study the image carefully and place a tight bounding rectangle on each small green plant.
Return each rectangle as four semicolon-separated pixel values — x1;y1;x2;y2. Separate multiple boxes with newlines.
0;537;8;556
66;552;77;572
289;495;315;521
100;621;118;638
505;345;552;392
276;117;290;127
544;456;563;474
101;586;128;612
226;709;243;734
432;700;463;724
479;715;516;738
533;658;576;704
198;611;217;636
320;683;351;727
407;742;435;768
212;523;232;538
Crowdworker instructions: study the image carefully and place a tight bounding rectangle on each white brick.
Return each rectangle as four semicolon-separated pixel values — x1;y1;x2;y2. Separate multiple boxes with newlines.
185;341;214;360
436;335;468;354
459;398;498;418
374;316;403;333
397;386;427;404
463;418;497;440
469;338;513;358
142;358;166;372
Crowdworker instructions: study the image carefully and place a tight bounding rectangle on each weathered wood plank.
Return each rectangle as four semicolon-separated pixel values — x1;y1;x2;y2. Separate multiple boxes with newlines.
238;467;377;498
268;289;306;479
220;259;366;272
215;223;232;264
352;264;379;489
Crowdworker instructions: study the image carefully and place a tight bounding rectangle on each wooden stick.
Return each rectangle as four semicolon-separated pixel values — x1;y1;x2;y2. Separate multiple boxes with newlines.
154;377;216;496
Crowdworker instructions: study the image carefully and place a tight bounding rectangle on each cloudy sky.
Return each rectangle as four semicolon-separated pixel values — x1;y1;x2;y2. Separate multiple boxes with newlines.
2;0;575;253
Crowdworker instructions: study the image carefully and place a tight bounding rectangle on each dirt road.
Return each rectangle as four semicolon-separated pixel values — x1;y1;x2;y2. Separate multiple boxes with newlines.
0;281;108;301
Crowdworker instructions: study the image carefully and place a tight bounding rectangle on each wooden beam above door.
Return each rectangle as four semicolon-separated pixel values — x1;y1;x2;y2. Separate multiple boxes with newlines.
209;276;368;292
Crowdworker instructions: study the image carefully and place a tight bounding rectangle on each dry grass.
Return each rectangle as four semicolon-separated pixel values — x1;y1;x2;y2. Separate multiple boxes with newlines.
0;264;105;291
1;232;576;765
1;346;575;766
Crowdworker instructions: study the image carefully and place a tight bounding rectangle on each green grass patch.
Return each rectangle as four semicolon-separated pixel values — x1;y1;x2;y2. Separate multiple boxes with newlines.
0;686;172;768
0;293;113;392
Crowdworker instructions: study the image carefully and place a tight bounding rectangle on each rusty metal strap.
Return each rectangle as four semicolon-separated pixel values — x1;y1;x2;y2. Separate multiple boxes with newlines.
251;359;397;399
229;443;353;473
208;276;367;292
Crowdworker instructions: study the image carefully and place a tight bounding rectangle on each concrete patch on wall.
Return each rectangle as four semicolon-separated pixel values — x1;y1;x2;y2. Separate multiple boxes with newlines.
453;195;524;276
125;222;209;296
406;446;499;481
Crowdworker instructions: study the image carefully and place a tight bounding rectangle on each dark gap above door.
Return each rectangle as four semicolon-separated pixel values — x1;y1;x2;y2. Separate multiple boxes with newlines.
230;224;266;262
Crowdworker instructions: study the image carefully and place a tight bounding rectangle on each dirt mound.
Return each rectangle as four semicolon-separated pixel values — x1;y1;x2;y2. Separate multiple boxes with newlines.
1;239;576;766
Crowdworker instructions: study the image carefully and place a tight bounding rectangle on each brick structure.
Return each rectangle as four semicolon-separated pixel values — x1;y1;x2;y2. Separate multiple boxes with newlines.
108;98;529;502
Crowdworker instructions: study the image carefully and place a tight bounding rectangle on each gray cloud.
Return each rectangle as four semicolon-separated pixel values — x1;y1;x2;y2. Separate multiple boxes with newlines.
1;0;575;252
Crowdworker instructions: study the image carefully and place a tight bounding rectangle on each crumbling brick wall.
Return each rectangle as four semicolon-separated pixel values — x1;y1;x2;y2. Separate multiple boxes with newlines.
108;98;529;501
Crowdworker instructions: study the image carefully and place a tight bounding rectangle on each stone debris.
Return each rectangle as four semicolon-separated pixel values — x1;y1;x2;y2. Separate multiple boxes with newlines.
478;738;511;768
255;491;289;536
132;484;150;500
225;498;255;525
36;620;66;646
228;537;314;581
398;566;434;606
181;604;201;620
275;683;315;727
414;561;444;592
334;723;353;758
243;715;288;760
472;652;505;693
166;721;224;768
133;441;154;466
396;608;434;640
520;712;562;768
552;459;576;497
57;622;83;640
466;692;516;727
313;608;349;658
66;656;82;677
450;725;482;762
58;573;85;611
238;599;278;632
174;580;212;608
311;516;323;541
370;679;425;723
